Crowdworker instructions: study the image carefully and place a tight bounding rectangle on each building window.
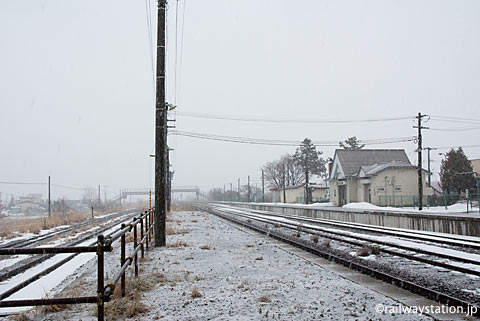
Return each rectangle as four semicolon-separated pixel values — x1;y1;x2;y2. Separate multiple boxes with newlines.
395;186;402;192
334;190;336;197
377;187;385;193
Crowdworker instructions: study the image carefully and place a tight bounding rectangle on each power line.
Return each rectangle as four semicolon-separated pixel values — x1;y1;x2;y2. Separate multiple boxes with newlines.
0;181;92;191
169;130;416;147
0;181;45;185
175;111;414;124
429;126;480;132
177;0;187;106
174;0;180;105
51;184;87;191
429;115;480;125
143;0;155;96
433;144;480;150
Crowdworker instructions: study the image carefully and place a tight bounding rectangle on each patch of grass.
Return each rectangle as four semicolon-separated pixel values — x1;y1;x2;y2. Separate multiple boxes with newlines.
320;239;331;248
8;312;34;321
191;286;203;298
258;295;271;303
166;226;190;235
356;244;381;256
199;245;211;250
167;240;189;248
310;235;319;243
273;223;282;228
105;273;166;319
237;280;248;289
0;211;93;240
296;224;303;237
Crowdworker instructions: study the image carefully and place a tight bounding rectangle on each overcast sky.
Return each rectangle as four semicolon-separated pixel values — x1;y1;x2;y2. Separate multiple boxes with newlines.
1;0;479;201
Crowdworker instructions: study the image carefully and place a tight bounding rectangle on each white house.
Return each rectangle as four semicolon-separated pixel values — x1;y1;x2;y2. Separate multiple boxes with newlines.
279;176;329;204
329;149;433;207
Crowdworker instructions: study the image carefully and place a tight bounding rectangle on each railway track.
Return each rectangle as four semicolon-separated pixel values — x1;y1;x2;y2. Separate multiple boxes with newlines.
0;208;144;305
196;203;480;317
0;209;137;249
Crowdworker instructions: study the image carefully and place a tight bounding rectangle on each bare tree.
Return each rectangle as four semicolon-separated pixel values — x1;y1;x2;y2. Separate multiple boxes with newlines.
262;154;304;189
82;188;97;207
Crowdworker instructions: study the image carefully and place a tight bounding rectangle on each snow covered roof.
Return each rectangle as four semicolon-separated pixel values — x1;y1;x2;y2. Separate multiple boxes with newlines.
358;161;415;177
333;149;411;178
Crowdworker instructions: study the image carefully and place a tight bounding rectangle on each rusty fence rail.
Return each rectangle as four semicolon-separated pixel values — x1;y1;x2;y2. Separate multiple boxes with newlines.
0;209;155;321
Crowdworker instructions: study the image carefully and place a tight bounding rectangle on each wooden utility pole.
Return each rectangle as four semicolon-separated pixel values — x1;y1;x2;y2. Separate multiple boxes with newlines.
48;176;51;217
103;185;107;206
261;170;265;202
247;176;251;202
155;0;167;247
238;178;240;202
166;149;171;212
98;185;101;207
414;113;428;210
230;183;233;201
423;147;436;188
283;164;286;203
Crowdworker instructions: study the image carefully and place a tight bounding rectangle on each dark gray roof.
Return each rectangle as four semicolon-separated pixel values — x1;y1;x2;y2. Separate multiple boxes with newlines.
361;161;415;176
335;149;411;177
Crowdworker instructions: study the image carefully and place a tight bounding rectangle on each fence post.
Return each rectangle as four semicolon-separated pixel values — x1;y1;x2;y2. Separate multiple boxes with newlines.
145;213;149;250
120;223;126;297
97;235;105;321
133;218;138;277
140;214;145;259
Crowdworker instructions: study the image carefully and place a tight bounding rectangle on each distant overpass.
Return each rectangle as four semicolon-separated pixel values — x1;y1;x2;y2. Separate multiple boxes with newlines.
111;187;207;202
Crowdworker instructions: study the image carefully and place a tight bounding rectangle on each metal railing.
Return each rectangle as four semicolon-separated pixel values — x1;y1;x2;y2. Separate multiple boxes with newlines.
0;209;155;321
378;192;480;210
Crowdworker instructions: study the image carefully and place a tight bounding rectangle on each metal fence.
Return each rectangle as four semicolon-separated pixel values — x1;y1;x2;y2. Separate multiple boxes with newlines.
378;192;480;210
0;209;155;321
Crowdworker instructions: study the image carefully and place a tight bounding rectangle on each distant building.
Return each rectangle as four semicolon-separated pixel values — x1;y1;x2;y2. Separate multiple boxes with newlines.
279;176;329;204
328;149;433;207
15;194;44;213
471;159;480;175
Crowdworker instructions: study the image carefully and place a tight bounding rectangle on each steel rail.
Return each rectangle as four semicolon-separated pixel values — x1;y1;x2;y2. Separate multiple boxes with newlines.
196;204;480;318
0;211;138;283
214;206;480;267
218;203;480;244
0;211;141;299
214;204;480;250
0;209;137;249
0;209;155;321
214;207;480;277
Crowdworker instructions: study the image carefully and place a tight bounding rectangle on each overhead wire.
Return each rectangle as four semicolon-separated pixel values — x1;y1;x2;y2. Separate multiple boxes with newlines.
175;111;415;124
429;115;480;125
0;181;90;190
169;130;416;147
174;0;180;105
430;126;480;132
177;0;187;106
143;0;156;97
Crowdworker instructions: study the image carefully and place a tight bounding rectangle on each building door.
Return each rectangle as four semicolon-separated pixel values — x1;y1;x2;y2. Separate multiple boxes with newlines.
338;185;346;206
364;184;371;203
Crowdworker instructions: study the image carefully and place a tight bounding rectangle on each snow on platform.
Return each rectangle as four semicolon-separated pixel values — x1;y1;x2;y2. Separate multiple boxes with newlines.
27;210;431;321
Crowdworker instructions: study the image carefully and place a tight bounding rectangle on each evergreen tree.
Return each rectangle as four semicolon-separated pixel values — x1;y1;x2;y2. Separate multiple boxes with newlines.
294;138;326;204
339;136;365;150
439;148;476;195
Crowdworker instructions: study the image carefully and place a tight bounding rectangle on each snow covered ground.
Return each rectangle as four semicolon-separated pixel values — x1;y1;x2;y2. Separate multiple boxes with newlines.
242;201;479;216
20;210;433;320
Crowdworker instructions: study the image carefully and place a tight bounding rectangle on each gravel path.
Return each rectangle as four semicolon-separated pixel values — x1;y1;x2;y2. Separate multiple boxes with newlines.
24;210;432;321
